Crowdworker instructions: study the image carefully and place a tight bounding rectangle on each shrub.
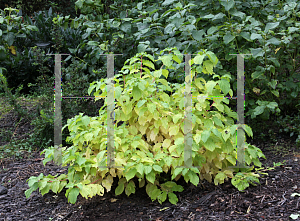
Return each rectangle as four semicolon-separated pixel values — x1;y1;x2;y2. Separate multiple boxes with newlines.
26;48;265;205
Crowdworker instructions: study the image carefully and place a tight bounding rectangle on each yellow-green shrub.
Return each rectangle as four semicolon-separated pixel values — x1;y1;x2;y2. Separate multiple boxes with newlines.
26;47;265;204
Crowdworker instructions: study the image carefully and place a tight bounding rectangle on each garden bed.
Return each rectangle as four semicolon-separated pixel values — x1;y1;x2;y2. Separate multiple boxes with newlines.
0;97;299;221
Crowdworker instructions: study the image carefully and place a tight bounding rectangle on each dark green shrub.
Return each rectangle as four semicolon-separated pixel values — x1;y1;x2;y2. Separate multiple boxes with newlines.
275;114;300;147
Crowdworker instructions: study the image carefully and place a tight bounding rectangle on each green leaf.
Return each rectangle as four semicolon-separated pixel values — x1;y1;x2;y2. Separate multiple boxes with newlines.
164;23;176;34
201;130;211;143
193;133;201;144
67;187;80;204
137;2;143;10
25;182;39;198
158;191;168;203
173;113;183;124
27;176;39;187
136;163;144;175
162;0;176;6
251;71;264;80
222;129;231;142
144;165;152;174
120;22;131;33
207;26;218;35
147;102;156;114
266;101;278;110
212;116;223;127
137;100;147;108
162;181;176;189
188;171;199;186
253;105;265;115
133;86;142;100
167;37;176;46
264;22;280;33
79;185;90;199
271;90;279;97
226;155;236;165
239;32;251;41
288;27;299;34
220;0;235;11
160;54;173;67
194;54;205;65
87;41;99;46
153;165;163;172
146;170;156;184
223;32;235;44
138;44;148;53
251;48;264;58
0;47;6;61
168;192;178;204
250;33;262;40
51;180;60;193
171;184;184;192
75;0;84;8
149;187;161;201
172;168;183;179
267;79;278;90
81;116;90;127
172;54;183;64
206;51;218;66
161;69;169;78
266;37;281;46
244;125;253;137
290;214;299;219
203;60;214;74
203;138;215;152
149;9;159;16
231;11;246;18
77;155;86;166
169;17;184;28
212;13;226;21
125;180;135;196
184;24;196;31
218;79;230;95
214;172;227;185
125;168;137;181
142;60;155;70
153;69;162;78
192;30;205;41
231;173;249;191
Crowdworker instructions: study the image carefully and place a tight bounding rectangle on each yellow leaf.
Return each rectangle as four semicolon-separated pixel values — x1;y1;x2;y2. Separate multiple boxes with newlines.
110;168;116;177
162;139;171;148
102;175;113;192
150;128;158;141
253;87;260;95
169;124;179;136
138;115;148;126
8;45;16;56
157;135;164;143
160;207;169;211
275;47;281;54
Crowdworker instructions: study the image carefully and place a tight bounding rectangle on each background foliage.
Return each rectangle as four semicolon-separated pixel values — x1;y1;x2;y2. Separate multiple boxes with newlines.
0;0;299;204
